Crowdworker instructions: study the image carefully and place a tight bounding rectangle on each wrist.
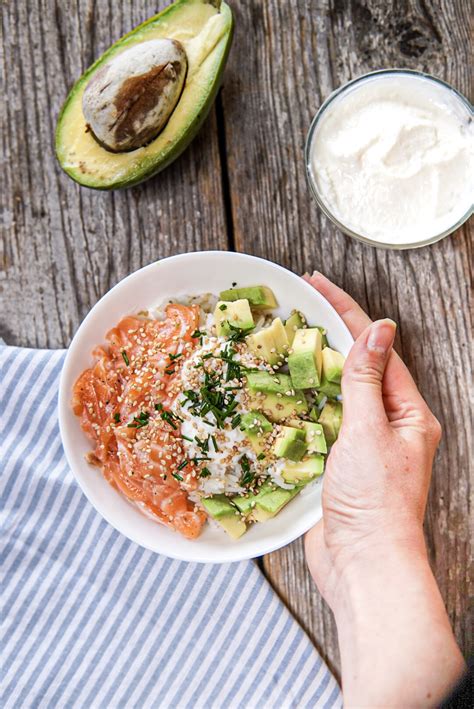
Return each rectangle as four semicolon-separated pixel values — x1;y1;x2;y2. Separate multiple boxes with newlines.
330;534;466;707
330;528;428;615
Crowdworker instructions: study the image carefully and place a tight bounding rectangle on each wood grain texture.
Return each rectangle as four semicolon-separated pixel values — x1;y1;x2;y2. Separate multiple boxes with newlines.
1;0;227;349
1;0;472;683
221;0;472;675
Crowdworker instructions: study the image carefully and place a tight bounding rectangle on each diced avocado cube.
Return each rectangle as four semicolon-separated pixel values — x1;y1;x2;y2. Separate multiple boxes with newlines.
219;286;278;310
232;495;256;517
270;318;290;355
321;347;345;384
241;411;273;434
246;317;289;366
240;411;272;455
282;455;325;483
317;327;329;349
288;328;323;389
314;392;327;408
302;422;327;454
318;375;341;399
214;299;254;337
232;481;274;517
201;495;247;539
252;485;301;522
201;494;237;519
273;426;307;462
284;310;306;346
246;371;294;396
318;400;343;446
217;515;247;539
246;390;308;422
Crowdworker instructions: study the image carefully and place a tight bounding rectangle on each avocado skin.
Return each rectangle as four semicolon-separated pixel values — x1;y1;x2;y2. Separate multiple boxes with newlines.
55;0;233;190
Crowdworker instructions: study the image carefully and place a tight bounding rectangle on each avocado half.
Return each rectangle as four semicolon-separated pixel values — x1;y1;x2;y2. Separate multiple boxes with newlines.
55;0;233;189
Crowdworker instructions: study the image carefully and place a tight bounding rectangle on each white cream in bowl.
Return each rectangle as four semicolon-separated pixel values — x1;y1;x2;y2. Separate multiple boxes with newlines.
307;71;473;247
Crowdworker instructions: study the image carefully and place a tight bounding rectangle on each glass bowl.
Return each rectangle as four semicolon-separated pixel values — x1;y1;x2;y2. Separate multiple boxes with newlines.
305;69;473;250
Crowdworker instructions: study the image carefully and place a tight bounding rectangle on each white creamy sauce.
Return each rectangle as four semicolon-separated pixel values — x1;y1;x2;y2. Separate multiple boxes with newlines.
309;74;473;245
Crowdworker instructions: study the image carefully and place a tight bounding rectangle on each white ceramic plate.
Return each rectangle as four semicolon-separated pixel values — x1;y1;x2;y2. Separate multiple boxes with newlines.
59;251;353;563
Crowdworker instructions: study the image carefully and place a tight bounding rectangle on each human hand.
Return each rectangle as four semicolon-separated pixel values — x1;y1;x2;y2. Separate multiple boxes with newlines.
304;272;442;608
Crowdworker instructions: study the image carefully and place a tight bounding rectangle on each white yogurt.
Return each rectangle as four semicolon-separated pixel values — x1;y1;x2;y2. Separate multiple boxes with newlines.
308;72;473;246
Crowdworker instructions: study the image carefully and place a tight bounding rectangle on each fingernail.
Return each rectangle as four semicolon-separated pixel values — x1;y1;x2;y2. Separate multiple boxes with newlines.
367;319;396;353
311;270;323;278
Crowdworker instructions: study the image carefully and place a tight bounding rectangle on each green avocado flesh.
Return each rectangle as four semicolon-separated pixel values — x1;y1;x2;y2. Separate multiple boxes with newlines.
219;286;278;309
273;426;307;462
55;0;233;189
214;299;254;335
233;482;301;522
201;495;246;539
318;400;343;446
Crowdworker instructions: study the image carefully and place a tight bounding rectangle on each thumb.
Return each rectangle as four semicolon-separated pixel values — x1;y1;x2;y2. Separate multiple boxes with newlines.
342;319;397;425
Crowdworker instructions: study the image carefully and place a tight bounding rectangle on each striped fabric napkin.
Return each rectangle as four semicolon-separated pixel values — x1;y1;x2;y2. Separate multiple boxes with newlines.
1;346;341;709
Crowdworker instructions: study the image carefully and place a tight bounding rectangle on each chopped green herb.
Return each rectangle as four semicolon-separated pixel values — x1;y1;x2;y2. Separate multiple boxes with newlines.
227;322;255;342
172;472;184;482
113;412;121;423
165;368;175;375
231;414;242;428
160;411;178;429
127;411;150;429
257;453;266;460
199;467;211;478
211;435;218;452
219;304;228;311
121;350;130;366
177;460;188;471
169;353;182;361
195;436;210;453
191;329;206;344
240;454;255;486
155;402;163;411
181;435;193;442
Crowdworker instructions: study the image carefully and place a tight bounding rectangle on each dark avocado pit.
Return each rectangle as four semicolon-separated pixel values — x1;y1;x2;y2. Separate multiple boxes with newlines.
56;0;233;189
82;39;188;153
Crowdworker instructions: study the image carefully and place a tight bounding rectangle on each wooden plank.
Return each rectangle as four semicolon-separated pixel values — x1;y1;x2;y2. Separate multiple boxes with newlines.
222;0;472;676
0;0;227;349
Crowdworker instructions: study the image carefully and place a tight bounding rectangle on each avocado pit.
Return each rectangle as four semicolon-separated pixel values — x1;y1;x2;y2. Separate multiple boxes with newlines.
82;39;187;152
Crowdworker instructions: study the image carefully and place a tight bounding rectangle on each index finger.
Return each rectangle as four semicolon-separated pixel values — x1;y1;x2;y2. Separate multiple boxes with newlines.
303;272;371;337
303;271;430;414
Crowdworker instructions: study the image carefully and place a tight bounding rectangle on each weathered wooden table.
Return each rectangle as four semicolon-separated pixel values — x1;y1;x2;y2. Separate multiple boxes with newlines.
2;0;471;675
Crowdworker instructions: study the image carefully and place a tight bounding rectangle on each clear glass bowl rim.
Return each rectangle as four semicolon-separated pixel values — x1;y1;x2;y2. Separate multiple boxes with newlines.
305;68;474;250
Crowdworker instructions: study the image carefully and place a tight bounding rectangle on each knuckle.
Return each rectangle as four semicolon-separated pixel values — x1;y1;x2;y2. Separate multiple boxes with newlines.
427;415;442;442
343;360;383;387
420;412;442;442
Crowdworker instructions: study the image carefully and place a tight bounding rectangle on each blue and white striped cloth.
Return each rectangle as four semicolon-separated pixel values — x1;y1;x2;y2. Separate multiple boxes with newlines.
1;346;341;709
